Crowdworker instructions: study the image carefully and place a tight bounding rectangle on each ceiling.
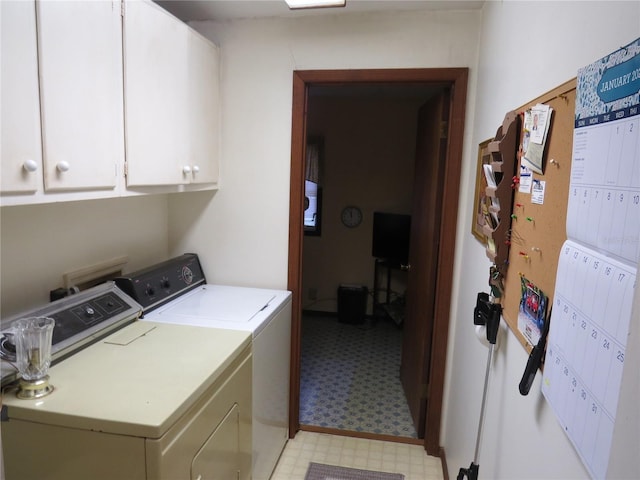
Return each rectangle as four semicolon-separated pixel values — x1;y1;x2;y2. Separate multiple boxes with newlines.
156;0;485;23
154;0;482;100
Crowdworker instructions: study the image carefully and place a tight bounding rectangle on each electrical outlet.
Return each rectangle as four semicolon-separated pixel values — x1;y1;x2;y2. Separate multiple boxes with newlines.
308;288;318;301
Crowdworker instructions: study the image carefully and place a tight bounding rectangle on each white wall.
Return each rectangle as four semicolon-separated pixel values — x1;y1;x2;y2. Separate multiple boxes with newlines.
168;8;481;288
0;195;170;318
443;2;640;479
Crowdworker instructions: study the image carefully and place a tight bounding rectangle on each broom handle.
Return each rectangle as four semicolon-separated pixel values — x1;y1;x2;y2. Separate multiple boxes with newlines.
474;342;495;464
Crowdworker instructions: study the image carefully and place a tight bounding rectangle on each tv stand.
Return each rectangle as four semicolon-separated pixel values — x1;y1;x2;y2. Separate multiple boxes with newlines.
373;258;407;327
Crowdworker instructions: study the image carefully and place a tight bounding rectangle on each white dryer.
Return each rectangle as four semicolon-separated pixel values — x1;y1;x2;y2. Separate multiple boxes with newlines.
116;254;291;480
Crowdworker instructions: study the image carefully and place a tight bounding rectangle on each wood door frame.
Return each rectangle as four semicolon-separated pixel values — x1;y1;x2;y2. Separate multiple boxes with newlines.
287;68;468;455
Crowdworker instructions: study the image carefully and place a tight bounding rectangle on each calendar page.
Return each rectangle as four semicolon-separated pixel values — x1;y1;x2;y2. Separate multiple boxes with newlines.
542;38;640;480
567;107;640;264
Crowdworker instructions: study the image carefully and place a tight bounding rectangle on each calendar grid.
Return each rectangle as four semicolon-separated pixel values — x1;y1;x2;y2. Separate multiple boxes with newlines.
544;239;636;479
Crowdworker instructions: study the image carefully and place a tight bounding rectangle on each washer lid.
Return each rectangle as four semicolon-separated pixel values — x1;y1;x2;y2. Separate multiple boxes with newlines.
154;286;276;323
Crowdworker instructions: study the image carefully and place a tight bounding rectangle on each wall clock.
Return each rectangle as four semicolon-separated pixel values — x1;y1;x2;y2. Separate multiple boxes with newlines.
341;206;363;228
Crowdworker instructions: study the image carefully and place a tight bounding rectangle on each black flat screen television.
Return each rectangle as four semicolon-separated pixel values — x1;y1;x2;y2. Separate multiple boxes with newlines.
372;212;411;264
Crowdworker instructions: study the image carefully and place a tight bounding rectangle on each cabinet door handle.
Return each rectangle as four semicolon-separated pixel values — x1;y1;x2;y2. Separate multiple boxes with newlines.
182;165;192;174
192;165;200;174
23;159;39;173
56;161;70;172
400;264;411;271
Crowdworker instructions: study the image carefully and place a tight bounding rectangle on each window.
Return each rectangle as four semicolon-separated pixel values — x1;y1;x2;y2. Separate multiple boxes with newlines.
304;137;323;236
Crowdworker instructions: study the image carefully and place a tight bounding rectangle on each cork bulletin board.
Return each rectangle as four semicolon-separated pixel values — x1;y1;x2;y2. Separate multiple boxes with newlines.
501;78;577;353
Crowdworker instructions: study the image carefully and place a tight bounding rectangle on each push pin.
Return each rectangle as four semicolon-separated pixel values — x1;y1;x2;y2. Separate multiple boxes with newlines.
531;247;541;253
519;251;530;260
526;216;534;222
511;214;518;220
549;158;559;167
515;203;524;208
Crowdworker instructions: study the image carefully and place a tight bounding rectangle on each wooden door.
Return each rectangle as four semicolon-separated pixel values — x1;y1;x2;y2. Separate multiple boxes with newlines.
400;89;450;437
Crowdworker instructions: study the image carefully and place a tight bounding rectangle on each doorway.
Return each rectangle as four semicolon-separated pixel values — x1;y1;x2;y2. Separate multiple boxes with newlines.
288;68;468;455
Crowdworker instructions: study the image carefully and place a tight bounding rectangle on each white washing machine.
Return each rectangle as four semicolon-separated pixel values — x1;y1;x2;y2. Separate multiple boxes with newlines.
116;254;291;480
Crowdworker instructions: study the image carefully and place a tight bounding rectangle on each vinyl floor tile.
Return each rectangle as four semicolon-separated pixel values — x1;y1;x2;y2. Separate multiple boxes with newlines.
271;431;444;480
300;315;417;438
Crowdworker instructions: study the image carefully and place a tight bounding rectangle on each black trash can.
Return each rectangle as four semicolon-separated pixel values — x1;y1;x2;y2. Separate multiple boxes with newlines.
337;284;368;324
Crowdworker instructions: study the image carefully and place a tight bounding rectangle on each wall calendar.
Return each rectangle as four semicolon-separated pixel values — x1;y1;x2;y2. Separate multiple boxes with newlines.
542;38;640;480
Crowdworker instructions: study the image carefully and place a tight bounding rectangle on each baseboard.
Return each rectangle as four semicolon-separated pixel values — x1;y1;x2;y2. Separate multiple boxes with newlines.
300;424;422;445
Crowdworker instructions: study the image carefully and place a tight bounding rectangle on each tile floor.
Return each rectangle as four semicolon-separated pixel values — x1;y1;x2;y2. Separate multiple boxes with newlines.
270;431;444;480
300;315;417;438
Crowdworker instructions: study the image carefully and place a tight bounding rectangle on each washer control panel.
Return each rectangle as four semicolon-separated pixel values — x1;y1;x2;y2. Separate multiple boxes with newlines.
115;253;206;313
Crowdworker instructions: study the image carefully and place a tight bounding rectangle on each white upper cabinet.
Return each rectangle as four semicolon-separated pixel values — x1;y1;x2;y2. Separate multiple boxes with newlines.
1;1;43;194
123;0;220;187
123;0;189;187
1;0;219;205
185;26;220;186
37;0;124;192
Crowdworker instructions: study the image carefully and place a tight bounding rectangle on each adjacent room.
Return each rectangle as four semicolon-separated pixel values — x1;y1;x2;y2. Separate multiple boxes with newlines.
300;84;429;439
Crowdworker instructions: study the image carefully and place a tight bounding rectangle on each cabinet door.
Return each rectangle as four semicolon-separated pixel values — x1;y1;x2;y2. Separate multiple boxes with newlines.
37;0;124;192
186;29;220;185
123;0;190;187
1;0;43;194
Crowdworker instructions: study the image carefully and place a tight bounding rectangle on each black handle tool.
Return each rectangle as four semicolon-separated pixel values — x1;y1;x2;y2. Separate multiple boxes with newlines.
519;310;551;396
